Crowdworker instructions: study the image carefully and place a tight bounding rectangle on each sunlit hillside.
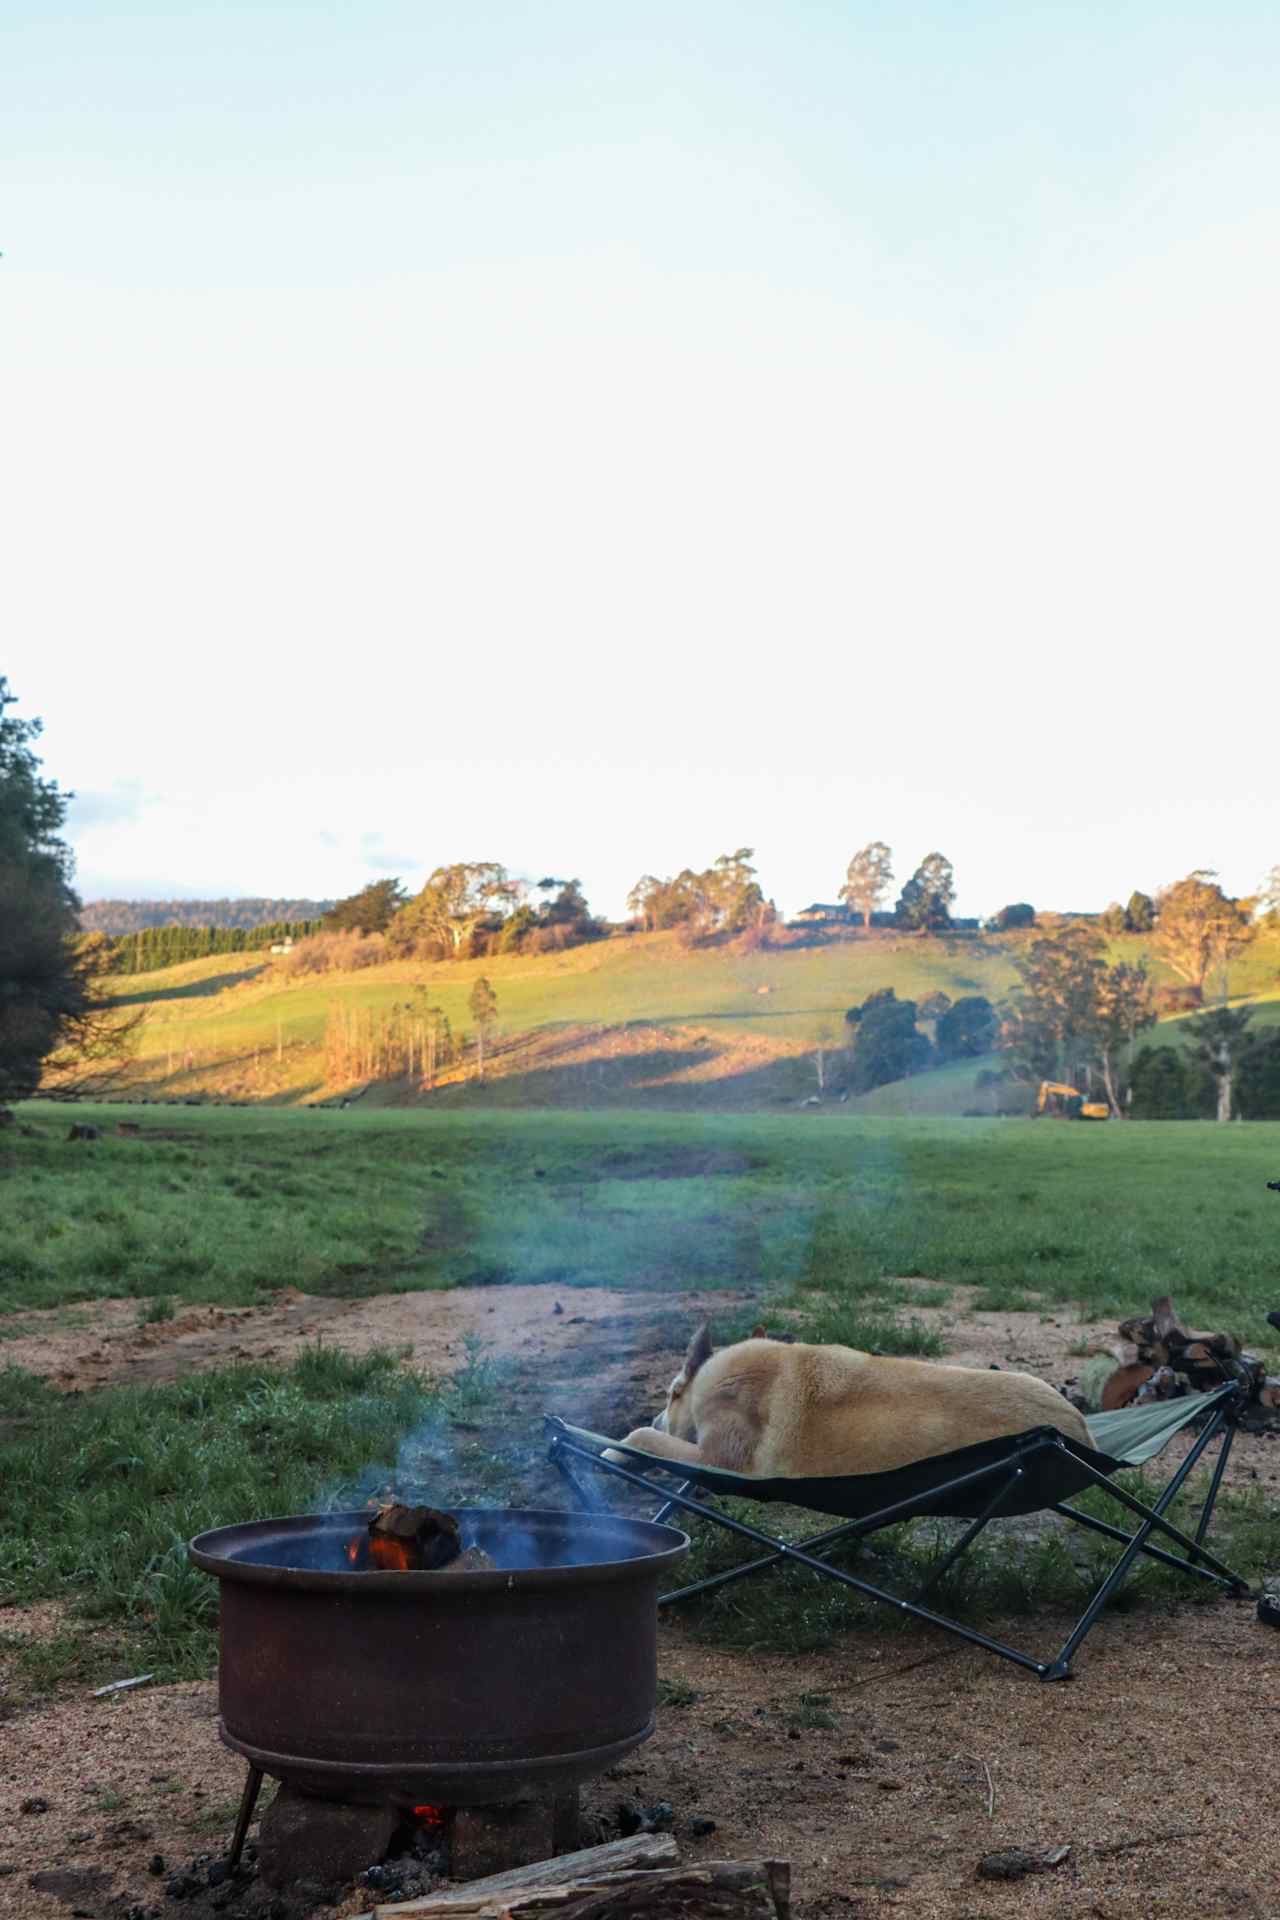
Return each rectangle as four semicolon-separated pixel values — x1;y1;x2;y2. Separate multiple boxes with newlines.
84;922;1280;1112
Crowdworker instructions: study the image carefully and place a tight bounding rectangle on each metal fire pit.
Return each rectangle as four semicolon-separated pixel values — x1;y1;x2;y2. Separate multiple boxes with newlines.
189;1508;688;1812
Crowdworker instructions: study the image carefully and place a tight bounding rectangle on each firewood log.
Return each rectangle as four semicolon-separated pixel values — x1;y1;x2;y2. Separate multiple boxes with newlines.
366;1858;789;1920
354;1836;679;1920
1100;1364;1155;1411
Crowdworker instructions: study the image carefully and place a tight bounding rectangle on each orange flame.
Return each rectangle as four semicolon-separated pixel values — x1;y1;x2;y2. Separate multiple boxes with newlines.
369;1534;416;1572
345;1537;362;1566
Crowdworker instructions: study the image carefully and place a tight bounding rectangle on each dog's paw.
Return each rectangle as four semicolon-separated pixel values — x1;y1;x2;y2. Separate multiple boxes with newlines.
603;1427;659;1463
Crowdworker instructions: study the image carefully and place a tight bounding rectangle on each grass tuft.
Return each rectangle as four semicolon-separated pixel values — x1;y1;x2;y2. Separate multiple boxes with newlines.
0;1347;443;1699
661;1471;1273;1657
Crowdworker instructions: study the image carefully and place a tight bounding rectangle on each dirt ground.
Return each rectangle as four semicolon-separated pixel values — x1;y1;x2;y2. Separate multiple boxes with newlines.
4;1284;1280;1920
7;1283;1278;1502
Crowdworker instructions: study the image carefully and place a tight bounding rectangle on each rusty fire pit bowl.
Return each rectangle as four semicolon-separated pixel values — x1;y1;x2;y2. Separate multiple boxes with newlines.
189;1508;688;1807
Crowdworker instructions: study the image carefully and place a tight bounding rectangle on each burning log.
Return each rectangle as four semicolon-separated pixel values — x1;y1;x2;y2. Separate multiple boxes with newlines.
355;1506;497;1573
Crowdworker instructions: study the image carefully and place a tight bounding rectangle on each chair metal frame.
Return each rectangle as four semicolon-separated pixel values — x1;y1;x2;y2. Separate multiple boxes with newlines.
546;1389;1249;1681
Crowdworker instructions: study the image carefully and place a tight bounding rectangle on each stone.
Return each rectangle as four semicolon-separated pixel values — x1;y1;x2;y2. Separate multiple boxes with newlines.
29;1869;113;1901
451;1802;555;1880
256;1787;397;1892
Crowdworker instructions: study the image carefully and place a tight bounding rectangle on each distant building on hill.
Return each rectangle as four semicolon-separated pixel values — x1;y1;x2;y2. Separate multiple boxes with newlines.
793;902;849;924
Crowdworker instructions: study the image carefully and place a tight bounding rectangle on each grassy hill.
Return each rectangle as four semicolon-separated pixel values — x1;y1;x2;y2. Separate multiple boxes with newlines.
83;922;1280;1111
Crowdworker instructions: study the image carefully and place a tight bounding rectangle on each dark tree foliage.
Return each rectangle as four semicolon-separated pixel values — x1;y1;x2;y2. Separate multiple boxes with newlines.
1237;1032;1280;1120
498;905;539;953
917;991;952;1027
846;989;932;1092
894;853;955;932
1125;891;1156;933
628;852;764;942
0;679;116;1101
99;919;323;975
322;878;408;934
844;987;896;1028
1128;1047;1214;1119
993;902;1035;930
936;995;997;1061
80;897;334;934
1186;1005;1255;1123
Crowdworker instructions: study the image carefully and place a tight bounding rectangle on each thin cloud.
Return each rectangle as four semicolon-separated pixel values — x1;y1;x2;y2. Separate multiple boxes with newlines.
67;782;146;831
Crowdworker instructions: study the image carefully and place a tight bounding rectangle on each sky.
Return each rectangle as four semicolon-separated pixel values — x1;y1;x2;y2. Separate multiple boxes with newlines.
4;2;1277;922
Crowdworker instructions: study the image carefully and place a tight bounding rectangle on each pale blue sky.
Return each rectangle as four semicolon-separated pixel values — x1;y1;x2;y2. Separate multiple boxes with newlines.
5;3;1276;917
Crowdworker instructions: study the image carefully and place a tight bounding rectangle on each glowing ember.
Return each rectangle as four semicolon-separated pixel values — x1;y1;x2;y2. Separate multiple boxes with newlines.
413;1804;447;1828
368;1534;416;1572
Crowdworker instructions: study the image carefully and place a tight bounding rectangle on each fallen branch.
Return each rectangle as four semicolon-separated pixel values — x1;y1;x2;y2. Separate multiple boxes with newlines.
90;1673;154;1697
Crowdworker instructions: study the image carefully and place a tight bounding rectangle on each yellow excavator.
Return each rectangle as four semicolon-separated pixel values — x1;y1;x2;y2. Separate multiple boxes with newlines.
1037;1081;1110;1120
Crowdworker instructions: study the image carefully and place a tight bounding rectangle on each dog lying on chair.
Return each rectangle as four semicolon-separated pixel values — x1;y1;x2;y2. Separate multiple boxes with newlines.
612;1323;1089;1476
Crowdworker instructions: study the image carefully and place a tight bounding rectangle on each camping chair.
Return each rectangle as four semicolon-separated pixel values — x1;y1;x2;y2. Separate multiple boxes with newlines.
545;1384;1249;1681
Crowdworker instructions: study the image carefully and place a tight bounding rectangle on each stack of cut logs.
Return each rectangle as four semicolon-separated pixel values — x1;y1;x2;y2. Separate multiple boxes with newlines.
1091;1295;1280;1413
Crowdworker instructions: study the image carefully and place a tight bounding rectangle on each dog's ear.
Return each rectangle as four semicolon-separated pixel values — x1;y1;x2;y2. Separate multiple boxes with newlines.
685;1322;714;1379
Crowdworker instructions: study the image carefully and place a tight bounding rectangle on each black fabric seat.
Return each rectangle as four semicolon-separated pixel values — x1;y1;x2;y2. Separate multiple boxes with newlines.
545;1383;1249;1680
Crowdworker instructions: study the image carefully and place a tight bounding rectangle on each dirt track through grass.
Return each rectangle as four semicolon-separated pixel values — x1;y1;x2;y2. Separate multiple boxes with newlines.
9;1104;1280;1339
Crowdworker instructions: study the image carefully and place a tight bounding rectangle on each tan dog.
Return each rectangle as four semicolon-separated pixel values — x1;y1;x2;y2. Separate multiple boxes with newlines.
614;1323;1089;1476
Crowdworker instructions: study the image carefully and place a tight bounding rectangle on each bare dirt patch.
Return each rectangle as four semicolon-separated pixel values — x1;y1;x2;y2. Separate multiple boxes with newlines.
0;1676;247;1920
5;1291;1279;1919
584;1596;1280;1919
3;1601;1277;1920
0;1286;735;1396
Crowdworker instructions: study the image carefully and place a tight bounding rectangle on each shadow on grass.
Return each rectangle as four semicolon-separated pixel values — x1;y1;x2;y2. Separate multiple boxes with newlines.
112;964;268;1008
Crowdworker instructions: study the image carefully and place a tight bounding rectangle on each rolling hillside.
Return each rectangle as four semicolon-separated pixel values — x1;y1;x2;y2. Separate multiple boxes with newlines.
84;923;1280;1112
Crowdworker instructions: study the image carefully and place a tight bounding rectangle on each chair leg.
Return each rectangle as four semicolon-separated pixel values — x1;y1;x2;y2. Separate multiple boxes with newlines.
913;1470;1023;1603
661;1515;872;1608
1194;1416;1237;1550
1051;1502;1235;1588
1042;1413;1240;1681
549;1441;608;1513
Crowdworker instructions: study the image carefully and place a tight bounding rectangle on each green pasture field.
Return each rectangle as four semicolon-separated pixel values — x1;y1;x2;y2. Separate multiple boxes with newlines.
5;1101;1280;1697
6;1103;1280;1340
89;920;1280;1112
